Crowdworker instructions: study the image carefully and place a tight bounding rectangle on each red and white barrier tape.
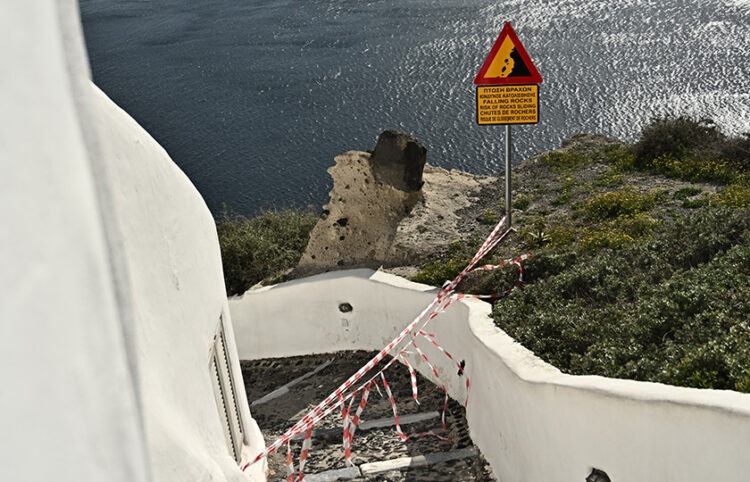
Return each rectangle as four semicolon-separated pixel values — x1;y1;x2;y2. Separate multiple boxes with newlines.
419;330;470;407
297;424;313;481
285;442;294;482
242;214;529;479
341;388;357;465
343;381;372;466
410;338;449;431
380;371;451;443
400;354;419;404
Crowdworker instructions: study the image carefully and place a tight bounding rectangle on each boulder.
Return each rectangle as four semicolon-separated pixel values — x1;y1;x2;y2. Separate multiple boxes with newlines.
371;130;426;191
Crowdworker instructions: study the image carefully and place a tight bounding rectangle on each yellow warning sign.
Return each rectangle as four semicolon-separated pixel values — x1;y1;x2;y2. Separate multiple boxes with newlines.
476;85;539;125
485;36;525;79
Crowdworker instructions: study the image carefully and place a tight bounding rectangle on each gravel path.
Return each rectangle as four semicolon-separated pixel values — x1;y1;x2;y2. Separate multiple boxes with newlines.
242;351;496;481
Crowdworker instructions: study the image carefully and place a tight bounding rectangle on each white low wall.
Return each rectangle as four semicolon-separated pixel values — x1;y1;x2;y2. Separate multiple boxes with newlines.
231;269;750;482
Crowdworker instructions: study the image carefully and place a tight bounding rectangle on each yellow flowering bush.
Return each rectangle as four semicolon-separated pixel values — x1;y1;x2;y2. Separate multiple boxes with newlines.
583;187;664;220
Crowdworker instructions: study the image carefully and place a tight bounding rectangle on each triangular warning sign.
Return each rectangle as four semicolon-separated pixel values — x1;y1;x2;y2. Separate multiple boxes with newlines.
474;23;543;85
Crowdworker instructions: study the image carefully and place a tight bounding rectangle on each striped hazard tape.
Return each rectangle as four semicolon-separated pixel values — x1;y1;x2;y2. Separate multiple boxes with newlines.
242;214;528;480
400;354;419;404
297;424;313;481
286;441;294;482
343;381;372;466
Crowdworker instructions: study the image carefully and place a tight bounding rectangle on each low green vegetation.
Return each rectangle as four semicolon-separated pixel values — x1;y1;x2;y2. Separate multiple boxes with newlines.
711;176;750;208
478;209;499;225
494;209;750;392
594;168;625;187
217;208;317;296
605;116;749;184
632;117;749;176
411;241;471;286
673;187;702;200
514;193;533;211
543;150;588;172
412;116;750;392
216;116;749;392
582;187;665;220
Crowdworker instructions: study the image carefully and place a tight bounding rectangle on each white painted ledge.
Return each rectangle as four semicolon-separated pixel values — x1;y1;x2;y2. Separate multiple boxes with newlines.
230;269;750;482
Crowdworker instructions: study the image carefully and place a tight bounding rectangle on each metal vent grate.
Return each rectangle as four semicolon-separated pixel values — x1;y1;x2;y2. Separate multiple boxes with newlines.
210;352;237;460
209;315;244;463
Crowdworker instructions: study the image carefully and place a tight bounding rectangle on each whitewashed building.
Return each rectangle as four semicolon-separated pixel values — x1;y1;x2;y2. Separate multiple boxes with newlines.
0;2;266;480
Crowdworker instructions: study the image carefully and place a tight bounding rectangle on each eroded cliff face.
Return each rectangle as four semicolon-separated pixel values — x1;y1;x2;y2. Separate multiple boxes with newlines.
295;131;494;276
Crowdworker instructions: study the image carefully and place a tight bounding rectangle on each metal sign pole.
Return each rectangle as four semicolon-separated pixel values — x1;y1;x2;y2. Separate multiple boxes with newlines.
474;23;542;232
505;124;512;229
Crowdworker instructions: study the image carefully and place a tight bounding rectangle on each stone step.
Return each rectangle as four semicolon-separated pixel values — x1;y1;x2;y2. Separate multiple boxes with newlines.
246;351;495;480
291;411;440;440
251;358;333;406
301;466;361;482
359;447;479;475
299;447;479;481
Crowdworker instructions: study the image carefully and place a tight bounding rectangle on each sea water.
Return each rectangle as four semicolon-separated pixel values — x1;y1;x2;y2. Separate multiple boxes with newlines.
80;0;750;216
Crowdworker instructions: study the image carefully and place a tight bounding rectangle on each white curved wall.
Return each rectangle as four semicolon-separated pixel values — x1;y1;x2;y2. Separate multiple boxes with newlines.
0;3;150;481
230;269;750;482
1;2;265;480
89;85;266;481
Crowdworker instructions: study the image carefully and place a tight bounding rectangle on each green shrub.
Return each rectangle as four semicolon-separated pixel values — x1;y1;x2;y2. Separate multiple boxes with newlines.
551;192;572;206
633;116;725;165
710;133;750;170
542;150;588;172
479;209;499;225
411;256;471;286
683;198;708;209
547;225;577;248
712;178;750;208
647;154;738;183
599;144;637;170
492;208;750;392
514;193;533;211
217;208;317;296
594;167;626;187
412;240;474;286
620;117;749;183
613;212;659;237
583;187;663;220
578;227;634;251
673;187;702;200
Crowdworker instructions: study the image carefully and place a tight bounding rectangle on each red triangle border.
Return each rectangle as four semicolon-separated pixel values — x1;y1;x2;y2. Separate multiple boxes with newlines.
474;23;543;85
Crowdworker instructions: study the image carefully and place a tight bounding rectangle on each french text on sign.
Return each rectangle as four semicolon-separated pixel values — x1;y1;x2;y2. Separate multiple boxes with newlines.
476;85;539;125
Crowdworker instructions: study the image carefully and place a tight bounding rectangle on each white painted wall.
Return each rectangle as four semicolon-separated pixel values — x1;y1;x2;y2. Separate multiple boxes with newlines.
89;85;266;481
1;2;265;480
0;2;149;481
231;269;750;482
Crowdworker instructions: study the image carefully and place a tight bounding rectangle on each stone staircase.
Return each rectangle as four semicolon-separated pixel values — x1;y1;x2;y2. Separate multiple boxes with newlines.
242;351;495;481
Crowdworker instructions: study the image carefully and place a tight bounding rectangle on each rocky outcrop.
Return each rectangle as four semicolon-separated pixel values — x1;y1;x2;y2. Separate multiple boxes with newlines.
295;132;494;276
371;130;427;191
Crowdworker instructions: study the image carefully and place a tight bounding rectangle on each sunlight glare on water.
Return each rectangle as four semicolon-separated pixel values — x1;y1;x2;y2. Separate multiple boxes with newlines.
81;0;750;215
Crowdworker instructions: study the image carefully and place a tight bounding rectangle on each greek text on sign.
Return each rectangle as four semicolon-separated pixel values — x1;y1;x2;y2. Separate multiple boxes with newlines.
477;85;538;125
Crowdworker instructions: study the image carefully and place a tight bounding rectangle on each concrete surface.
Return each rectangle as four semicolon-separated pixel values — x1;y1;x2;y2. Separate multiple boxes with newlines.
230;269;750;482
359;447;479;475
